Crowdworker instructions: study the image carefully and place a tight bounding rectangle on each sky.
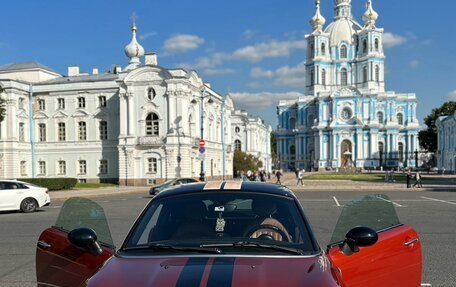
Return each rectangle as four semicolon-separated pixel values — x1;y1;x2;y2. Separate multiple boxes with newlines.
1;0;455;127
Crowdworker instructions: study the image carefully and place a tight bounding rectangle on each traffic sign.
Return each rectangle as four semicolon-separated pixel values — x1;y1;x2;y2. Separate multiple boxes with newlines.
199;139;206;147
198;154;206;161
199;147;206;154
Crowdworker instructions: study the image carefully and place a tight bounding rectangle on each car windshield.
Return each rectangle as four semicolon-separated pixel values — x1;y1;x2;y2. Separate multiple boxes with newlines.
122;192;318;255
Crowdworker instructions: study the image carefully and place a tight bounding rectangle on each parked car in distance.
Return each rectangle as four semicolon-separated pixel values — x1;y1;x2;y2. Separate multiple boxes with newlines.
148;178;199;195
0;179;50;213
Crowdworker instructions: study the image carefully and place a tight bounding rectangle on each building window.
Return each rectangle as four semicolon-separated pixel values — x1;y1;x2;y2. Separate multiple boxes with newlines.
377;112;384;124
378;142;384;156
310;43;314;57
398;143;404;162
147;158;157;173
38;123;46;142
58;123;66;141
99;160;108;174
375;38;379;51
78;97;86;108
38;99;45;111
38;161;46;175
234;140;242;151
363;66;368;83
397;113;404;125
340;45;347;59
58;98;65;110
146;113;159;136
79;160;87;174
98;96;106;108
310;69;315;85
321;43;326;56
375;65;380;82
235;126;240;133
20;161;27;176
322;69;326;86
99;121;108;140
147;88;156;100
58;161;66;175
341;68;348;86
19;123;25;142
78;122;87;140
19;98;25;110
363;39;368;53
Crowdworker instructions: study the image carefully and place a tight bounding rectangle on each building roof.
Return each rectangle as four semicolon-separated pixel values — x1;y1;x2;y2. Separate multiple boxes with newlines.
37;73;119;85
0;61;60;75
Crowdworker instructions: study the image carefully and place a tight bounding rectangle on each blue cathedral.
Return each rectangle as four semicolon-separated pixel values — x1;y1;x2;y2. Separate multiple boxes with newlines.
276;0;420;171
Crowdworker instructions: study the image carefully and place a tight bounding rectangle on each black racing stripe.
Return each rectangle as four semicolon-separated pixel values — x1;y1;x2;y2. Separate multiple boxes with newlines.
206;257;236;287
175;257;210;287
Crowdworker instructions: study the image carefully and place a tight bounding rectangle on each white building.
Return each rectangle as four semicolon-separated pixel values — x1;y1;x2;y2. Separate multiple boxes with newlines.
436;112;456;173
0;23;270;185
231;110;272;172
276;0;420;171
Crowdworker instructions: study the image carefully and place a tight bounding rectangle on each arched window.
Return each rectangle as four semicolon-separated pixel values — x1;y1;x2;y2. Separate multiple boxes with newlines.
321;69;326;86
363;66;368;83
234;139;242;151
321;43;326;56
341;68;348;86
235;126;240;133
398;142;404;162
340;45;348;59
189;114;196;137
377;111;384;124
397;113;404;125
290;118;296;130
378;142;384;156
146;113;159;136
363;39;368;53
147;88;156;100
375;65;380;82
310;69;315;86
375;38;379;51
310;43;314;57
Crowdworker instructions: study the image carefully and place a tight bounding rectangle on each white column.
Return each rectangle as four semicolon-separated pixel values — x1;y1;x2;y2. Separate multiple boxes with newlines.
128;94;135;136
119;94;127;136
7;102;17;139
356;130;362;160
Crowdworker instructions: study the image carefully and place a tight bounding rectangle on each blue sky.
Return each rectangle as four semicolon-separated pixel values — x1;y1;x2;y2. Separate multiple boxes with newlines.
1;0;455;127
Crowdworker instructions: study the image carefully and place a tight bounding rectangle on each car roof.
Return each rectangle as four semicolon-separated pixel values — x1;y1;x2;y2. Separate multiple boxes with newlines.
153;181;296;200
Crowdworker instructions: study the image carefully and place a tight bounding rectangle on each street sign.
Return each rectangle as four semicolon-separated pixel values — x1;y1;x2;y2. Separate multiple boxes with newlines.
199;139;206;147
198;154;206;161
199;147;206;154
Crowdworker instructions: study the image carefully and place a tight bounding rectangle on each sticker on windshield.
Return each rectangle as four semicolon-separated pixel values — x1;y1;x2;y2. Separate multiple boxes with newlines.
216;218;226;232
203;181;223;190
223;181;242;190
214;206;225;212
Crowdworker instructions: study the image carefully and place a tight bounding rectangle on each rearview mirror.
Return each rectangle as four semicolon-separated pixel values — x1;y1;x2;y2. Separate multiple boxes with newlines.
68;227;103;256
340;226;378;256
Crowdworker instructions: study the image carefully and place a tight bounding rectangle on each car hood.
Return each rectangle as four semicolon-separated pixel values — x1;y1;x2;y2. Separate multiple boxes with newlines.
87;255;339;287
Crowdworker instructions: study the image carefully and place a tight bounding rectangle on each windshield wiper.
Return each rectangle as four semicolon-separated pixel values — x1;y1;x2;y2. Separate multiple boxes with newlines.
200;241;306;255
123;243;222;254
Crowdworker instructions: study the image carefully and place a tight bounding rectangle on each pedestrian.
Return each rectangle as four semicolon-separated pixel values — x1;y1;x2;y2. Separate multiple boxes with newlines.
406;170;411;188
390;169;396;182
275;170;282;185
413;171;423;188
297;169;304;186
442;167;446;175
295;168;299;179
260;170;265;182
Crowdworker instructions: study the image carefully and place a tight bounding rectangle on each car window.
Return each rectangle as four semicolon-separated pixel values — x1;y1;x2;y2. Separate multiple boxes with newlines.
124;192;318;255
329;194;401;245
54;197;114;246
1;182;19;189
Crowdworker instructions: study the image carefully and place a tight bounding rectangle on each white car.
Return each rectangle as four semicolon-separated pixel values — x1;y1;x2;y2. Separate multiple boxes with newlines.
0;180;51;213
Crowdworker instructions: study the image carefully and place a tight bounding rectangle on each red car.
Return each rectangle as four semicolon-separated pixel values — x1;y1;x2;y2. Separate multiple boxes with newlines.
36;182;422;286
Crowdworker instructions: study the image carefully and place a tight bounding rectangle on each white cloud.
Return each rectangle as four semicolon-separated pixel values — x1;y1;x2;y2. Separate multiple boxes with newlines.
409;60;419;69
163;34;205;55
383;32;407;48
139;32;157;41
232;40;306;62
250;62;306;88
243;30;256;40
203;68;236;75
229;92;305;110
448;90;456;100
195;52;230;69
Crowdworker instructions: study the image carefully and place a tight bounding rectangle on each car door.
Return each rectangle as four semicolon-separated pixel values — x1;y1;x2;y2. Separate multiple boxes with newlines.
36;197;115;287
0;181;20;210
327;194;422;287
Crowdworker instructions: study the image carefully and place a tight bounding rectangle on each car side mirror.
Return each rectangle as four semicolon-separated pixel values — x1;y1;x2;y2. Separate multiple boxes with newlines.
340;226;378;256
68;227;103;256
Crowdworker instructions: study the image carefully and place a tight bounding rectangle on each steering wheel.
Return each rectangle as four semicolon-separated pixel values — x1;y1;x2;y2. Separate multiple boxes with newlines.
244;224;291;242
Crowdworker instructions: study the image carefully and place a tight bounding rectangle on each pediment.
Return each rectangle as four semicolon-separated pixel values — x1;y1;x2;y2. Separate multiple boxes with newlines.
332;87;362;98
33;111;49;119
52;110;69;119
123;66;171;82
16;110;29;119
71;109;90;118
93;110;108;119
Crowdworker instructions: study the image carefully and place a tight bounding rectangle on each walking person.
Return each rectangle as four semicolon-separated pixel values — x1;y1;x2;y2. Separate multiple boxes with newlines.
406;170;412;188
297;169;304;186
275;170;282;185
413;171;423;188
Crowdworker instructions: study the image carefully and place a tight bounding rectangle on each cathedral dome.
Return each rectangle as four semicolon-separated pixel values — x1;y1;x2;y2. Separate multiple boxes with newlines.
325;18;362;46
124;24;145;62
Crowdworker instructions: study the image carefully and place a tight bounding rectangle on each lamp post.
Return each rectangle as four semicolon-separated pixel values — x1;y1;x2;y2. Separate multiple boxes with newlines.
221;96;226;180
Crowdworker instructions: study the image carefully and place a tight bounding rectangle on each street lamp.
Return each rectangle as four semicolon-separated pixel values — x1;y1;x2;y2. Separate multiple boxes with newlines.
191;86;213;181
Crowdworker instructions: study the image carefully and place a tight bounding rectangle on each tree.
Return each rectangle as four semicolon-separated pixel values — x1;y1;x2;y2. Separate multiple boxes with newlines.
270;131;277;164
0;96;6;123
418;101;456;152
233;150;263;176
